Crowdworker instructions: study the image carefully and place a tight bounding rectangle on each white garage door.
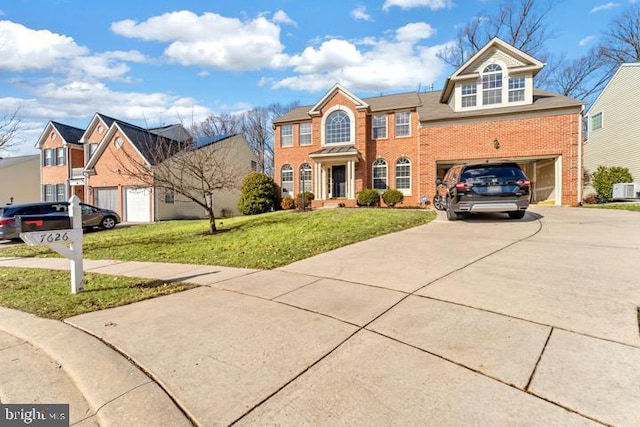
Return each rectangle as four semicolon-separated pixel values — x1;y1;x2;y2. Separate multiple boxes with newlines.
125;187;151;222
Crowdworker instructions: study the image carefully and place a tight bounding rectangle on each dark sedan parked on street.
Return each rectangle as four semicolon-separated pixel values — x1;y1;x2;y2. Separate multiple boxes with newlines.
0;201;120;241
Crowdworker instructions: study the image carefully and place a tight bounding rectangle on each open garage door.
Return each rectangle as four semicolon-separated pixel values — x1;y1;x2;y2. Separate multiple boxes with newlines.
94;187;118;212
125;187;151;222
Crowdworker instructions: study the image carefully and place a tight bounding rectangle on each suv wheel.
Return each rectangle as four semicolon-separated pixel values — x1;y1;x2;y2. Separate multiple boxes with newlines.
508;211;526;220
446;198;459;221
433;195;445;211
100;216;117;229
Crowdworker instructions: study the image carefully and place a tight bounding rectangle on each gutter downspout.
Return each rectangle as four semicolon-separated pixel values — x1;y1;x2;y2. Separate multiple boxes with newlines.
577;106;584;205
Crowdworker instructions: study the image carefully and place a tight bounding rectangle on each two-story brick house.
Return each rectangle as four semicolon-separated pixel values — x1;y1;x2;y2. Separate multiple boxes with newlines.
273;38;585;208
36;113;257;222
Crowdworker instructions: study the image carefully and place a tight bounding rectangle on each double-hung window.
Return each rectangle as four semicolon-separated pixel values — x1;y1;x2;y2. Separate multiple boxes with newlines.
461;83;477;107
372;159;388;190
56;147;66;166
44;184;54;201
299;123;312;146
395;112;410;137
482;64;503;105
56;184;66;201
299;163;312;193
508;76;525;102
281;165;293;197
372;114;387;139
591;112;603;131
395;157;411;193
44;149;53;167
281;125;293;147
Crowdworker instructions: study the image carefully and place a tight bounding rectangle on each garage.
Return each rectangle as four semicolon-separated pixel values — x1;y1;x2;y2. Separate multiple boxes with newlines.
125;187;151;222
436;157;562;205
94;187;118;212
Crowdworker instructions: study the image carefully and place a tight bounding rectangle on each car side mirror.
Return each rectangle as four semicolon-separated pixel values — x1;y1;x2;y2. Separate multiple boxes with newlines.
435;178;442;186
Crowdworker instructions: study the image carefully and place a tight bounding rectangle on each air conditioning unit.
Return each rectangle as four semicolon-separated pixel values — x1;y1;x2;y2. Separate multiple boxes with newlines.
612;183;640;200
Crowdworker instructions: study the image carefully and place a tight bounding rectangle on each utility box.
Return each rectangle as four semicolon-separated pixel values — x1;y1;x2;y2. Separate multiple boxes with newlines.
612;183;640;200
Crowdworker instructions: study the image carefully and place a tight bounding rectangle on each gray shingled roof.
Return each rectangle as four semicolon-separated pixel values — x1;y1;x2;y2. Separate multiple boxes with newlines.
273;88;584;125
51;121;85;145
417;89;585;123
117;121;187;165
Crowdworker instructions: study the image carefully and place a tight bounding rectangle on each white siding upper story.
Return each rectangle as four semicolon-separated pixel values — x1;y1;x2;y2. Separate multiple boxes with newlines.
585;63;640;185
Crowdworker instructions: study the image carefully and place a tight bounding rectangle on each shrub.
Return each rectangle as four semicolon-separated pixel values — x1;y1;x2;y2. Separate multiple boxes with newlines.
281;196;295;210
591;166;633;201
382;189;404;207
294;192;315;210
238;172;281;215
357;189;380;207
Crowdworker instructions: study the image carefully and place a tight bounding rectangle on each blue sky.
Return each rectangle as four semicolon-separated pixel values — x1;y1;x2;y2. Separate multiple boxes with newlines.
0;0;635;156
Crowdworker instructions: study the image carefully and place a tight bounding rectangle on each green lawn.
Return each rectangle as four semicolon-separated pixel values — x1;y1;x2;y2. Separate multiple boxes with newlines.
0;268;196;319
1;208;436;269
583;203;640;212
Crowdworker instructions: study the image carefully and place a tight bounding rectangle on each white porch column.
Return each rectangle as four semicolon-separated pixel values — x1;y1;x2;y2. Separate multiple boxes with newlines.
348;160;356;199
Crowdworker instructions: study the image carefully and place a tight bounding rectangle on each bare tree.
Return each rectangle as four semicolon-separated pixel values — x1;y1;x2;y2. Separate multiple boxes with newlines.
599;4;640;68
438;0;555;67
546;48;610;101
115;130;246;234
0;108;22;153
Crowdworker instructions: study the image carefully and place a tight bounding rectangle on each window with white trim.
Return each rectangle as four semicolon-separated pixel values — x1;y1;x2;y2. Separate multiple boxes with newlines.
56;147;66;166
482;64;503;105
44;184;54;202
395;112;410;137
591;112;603;131
281;164;293;197
373;159;388;190
395;157;411;193
281;125;293;147
164;188;175;204
372;114;387;139
56;184;66;201
461;83;477;107
325;111;351;144
44;149;53;167
299;122;312;146
508;76;525;102
299;163;312;193
89;143;98;157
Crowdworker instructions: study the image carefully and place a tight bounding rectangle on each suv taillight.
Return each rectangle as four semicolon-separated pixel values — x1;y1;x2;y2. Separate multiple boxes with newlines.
455;182;472;191
0;218;15;226
516;179;530;188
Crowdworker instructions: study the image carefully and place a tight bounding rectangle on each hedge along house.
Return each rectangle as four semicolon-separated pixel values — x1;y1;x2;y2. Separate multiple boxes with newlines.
273;38;585;208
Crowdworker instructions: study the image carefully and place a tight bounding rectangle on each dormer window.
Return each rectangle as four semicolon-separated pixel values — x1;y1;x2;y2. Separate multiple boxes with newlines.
482;64;503;105
508;76;525;102
461;83;477;107
325;111;351;144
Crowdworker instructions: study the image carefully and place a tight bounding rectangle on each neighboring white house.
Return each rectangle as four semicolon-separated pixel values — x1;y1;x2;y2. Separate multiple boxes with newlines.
584;63;640;194
0;155;40;205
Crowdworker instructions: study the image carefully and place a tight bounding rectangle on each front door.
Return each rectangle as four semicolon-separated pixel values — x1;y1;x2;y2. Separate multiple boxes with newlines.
332;165;346;197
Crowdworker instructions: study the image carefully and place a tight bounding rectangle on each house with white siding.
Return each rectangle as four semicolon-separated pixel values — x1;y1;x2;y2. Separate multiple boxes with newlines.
584;63;640;193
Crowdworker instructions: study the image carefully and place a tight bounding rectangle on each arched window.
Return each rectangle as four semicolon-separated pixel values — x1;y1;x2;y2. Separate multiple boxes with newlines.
372;159;388;190
281;164;293;197
325;111;351;144
395;157;411;193
482;63;503;105
299;163;312;193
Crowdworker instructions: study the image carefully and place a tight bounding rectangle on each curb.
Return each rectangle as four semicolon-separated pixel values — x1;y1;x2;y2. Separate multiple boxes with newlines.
0;307;191;427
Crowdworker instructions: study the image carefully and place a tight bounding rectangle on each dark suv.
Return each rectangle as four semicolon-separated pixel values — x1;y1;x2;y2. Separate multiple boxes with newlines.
435;162;530;221
0;202;120;241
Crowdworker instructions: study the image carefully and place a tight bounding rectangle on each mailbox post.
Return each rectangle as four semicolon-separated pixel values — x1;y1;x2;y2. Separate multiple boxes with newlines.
19;195;84;293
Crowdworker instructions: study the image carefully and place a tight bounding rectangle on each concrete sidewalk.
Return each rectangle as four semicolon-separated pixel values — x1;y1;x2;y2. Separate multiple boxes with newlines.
1;206;639;426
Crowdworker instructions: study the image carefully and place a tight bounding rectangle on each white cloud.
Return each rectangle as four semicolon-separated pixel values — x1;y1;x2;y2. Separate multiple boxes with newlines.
111;10;286;71
590;2;620;12
272;22;448;94
382;0;454;11
272;10;297;26
579;35;596;47
0;20;87;72
351;6;373;21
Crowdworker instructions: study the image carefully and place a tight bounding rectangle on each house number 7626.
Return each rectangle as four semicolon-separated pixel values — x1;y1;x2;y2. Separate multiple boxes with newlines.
39;232;70;244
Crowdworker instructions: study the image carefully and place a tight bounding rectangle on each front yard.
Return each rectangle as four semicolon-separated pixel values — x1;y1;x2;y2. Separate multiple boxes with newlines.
583;203;640;212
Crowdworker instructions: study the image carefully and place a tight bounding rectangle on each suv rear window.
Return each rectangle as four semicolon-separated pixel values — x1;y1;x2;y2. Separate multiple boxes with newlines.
461;165;525;182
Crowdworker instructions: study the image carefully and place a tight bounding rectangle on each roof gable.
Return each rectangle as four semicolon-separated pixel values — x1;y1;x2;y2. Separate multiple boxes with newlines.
34;121;85;149
587;62;640;115
309;83;369;116
79;113;117;143
440;37;545;103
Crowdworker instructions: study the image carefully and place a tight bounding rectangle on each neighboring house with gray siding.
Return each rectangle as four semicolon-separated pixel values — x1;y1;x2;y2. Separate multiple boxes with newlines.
584;63;640;194
0;155;40;205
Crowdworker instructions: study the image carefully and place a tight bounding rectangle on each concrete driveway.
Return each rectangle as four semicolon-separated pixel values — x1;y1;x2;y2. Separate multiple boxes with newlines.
2;206;639;426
